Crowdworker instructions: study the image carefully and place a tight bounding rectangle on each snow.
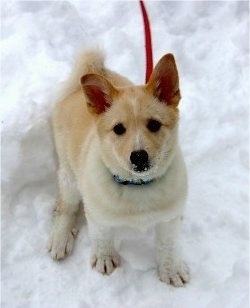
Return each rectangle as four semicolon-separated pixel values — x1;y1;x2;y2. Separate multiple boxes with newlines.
1;1;249;307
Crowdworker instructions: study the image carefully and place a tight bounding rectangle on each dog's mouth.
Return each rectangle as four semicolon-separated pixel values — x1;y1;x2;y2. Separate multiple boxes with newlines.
131;162;151;173
110;148;154;179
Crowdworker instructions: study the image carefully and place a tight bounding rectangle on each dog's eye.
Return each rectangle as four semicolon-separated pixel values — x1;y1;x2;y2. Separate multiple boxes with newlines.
113;123;126;135
147;119;162;132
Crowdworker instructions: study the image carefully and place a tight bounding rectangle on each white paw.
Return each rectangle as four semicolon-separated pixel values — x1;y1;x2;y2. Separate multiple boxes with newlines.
48;228;78;260
91;253;121;275
159;261;190;287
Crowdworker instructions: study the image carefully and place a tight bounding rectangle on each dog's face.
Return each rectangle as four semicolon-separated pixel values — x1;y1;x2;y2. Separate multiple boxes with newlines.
81;54;181;180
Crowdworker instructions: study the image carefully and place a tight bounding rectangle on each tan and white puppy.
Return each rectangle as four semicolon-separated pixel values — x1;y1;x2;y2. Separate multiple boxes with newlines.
48;49;189;287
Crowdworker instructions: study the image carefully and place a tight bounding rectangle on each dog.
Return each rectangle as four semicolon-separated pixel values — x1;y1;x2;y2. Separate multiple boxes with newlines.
48;49;190;287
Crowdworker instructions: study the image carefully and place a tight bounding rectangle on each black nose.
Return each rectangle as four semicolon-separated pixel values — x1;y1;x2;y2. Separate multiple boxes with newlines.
130;150;149;172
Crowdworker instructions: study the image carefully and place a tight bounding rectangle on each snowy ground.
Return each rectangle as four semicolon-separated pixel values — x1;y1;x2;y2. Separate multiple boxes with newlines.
1;1;249;308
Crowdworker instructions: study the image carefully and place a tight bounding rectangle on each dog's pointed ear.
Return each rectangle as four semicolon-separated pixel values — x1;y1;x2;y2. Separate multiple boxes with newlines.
146;54;181;107
81;74;117;114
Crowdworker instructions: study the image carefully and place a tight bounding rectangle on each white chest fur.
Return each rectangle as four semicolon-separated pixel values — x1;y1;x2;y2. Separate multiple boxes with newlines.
78;144;187;230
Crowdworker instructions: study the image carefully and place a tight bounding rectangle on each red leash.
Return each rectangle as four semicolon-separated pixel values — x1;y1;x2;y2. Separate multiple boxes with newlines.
139;0;153;83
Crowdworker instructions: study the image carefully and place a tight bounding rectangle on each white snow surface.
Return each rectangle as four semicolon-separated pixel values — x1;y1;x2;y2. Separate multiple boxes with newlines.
1;1;249;308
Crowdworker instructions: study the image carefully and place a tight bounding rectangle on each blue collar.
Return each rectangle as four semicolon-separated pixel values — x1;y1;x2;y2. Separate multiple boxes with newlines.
113;175;154;186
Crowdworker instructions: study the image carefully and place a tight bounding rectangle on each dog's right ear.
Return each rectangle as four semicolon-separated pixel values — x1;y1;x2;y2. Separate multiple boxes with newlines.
81;74;117;114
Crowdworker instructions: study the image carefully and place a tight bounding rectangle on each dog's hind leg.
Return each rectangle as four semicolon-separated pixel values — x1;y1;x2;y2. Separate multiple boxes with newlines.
48;164;81;260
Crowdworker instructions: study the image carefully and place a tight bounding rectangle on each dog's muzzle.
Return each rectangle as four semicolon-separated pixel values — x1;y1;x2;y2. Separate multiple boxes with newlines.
130;150;150;172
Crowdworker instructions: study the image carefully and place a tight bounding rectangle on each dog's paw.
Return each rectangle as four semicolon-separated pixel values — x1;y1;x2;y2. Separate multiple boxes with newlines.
91;253;121;275
159;261;190;287
48;228;78;260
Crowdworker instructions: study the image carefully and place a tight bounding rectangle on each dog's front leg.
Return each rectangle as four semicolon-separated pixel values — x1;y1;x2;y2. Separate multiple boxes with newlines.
155;217;190;287
87;220;120;275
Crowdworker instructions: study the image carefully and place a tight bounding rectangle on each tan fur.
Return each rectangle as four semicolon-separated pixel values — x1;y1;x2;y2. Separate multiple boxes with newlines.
48;49;189;287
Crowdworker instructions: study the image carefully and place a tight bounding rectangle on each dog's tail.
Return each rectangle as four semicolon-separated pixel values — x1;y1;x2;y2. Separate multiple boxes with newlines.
55;48;105;101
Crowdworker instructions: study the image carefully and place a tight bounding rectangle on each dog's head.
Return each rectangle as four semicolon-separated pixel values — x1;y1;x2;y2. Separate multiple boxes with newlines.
81;54;181;181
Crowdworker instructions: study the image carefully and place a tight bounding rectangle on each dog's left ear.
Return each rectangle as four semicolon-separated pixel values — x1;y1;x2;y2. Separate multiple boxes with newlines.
81;73;117;114
146;54;181;107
